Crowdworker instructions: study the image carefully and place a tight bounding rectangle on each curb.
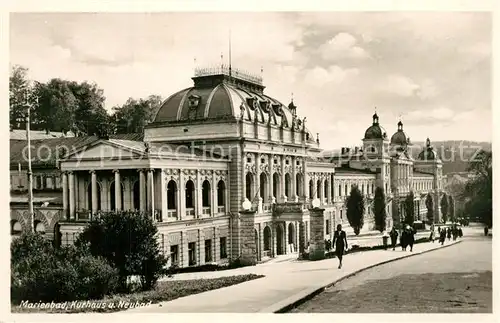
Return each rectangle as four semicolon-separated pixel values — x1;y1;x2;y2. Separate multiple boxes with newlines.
259;240;463;313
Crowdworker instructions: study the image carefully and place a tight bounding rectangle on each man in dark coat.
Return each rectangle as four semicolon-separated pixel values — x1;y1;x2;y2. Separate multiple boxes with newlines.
389;227;399;251
407;226;415;251
400;228;408;251
439;227;446;245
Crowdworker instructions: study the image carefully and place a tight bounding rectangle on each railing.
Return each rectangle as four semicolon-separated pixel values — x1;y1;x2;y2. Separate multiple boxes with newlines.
167;209;177;218
202;207;211;216
263;203;271;212
217;206;225;214
186;208;195;216
194;65;263;85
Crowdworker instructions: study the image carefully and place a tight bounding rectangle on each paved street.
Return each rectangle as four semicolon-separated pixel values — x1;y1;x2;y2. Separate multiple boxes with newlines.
127;235;464;313
291;234;492;313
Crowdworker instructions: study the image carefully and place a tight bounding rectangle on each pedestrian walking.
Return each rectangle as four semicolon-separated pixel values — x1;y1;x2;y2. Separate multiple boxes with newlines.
407;226;415;252
484;226;489;236
458;227;463;238
429;229;435;242
401;227;408;251
447;227;452;241
389;227;399;250
332;224;348;269
439;228;446;245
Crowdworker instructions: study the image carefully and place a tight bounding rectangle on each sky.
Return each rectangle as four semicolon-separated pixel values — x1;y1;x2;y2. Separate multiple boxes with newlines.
9;12;492;149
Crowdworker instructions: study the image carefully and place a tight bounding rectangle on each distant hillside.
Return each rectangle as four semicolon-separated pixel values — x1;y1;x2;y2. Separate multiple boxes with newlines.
410;140;491;175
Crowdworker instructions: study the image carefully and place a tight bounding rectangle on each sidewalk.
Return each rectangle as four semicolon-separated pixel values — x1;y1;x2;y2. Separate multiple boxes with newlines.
126;239;461;313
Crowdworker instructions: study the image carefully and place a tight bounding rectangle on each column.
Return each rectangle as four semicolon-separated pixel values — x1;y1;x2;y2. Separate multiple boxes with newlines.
319;177;325;204
242;155;247;202
196;171;202;218
139;169;146;212
255;153;261;201
160;169;166;222
147;169;155;216
283;222;288;254
327;176;332;205
271;223;277;257
62;172;68;219
68;172;75;219
269;154;274;202
179;170;186;219
298;220;306;259
281;155;286;201
212;171;217;215
90;170;97;214
291;156;297;199
114;169;122;211
74;173;79;212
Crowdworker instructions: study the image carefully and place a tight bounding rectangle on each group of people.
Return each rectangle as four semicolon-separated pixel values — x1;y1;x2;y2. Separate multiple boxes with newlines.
329;222;465;270
389;226;416;251
436;225;463;245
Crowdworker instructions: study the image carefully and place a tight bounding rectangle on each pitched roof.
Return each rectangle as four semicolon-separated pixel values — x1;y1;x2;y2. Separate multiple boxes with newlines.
334;167;377;176
10;129;76;140
413;170;434;177
10;136;99;168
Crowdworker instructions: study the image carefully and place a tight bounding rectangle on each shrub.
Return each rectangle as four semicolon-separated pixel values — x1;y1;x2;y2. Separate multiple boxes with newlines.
11;232;118;303
75;211;168;292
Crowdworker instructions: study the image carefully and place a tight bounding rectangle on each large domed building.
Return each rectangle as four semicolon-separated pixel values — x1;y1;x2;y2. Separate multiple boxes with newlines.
10;65;446;269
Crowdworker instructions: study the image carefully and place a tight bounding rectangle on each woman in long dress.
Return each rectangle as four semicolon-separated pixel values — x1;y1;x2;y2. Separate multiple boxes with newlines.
332;224;348;269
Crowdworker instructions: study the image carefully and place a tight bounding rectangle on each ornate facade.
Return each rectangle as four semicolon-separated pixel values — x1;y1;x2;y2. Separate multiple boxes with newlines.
9;66;444;267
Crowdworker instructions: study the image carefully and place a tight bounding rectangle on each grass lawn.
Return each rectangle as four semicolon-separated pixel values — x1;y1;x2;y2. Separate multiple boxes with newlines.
12;273;264;313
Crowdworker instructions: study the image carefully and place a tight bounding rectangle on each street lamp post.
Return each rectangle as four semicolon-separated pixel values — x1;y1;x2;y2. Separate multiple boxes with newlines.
25;90;34;233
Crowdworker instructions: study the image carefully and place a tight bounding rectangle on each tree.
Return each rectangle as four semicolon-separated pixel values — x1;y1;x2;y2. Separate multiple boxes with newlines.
67;81;110;136
112;95;163;134
33;79;78;133
448;195;455;222
373;187;387;232
425;193;434;224
403;191;415;225
9;65;31;130
346;185;365;235
75;211;168;292
440;193;449;223
461;150;492;227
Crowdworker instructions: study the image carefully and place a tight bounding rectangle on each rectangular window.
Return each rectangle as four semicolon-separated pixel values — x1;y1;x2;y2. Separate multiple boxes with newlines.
188;242;196;266
340;209;343;220
170;245;179;265
205;239;212;262
220;237;227;259
326;219;330;235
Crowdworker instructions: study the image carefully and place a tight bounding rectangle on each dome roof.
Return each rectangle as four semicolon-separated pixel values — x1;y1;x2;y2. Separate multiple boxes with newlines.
390;121;409;147
418;138;438;160
364;112;387;140
152;69;315;141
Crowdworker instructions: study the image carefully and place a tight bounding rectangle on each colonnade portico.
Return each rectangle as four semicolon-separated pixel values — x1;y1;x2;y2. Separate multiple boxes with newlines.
61;167;229;222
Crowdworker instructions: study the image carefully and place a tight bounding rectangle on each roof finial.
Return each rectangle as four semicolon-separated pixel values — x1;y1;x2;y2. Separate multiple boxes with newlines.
220;52;224;68
291;92;294;103
228;29;232;77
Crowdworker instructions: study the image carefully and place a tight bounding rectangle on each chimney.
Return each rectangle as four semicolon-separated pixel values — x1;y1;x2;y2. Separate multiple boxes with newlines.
355;147;359;154
341;147;345;154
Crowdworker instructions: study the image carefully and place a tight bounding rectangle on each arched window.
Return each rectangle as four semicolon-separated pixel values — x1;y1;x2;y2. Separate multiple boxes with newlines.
316;180;321;199
309;180;314;199
202;180;211;207
10;220;22;235
167;180;177;210
285;173;291;198
345;184;348;196
361;184;365;195
263;226;271;251
185;180;195;208
217;180;226;207
34;220;45;234
339;184;342;196
245;173;254;201
372;183;375;194
273;173;280;199
133;181;140;210
260;173;268;202
296;173;303;197
324;180;328;200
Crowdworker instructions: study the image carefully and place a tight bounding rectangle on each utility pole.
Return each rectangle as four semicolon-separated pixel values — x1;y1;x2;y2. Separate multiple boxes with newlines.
25;89;34;233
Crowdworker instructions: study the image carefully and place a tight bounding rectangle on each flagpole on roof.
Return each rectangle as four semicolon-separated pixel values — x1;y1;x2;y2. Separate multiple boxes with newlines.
25;86;35;233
